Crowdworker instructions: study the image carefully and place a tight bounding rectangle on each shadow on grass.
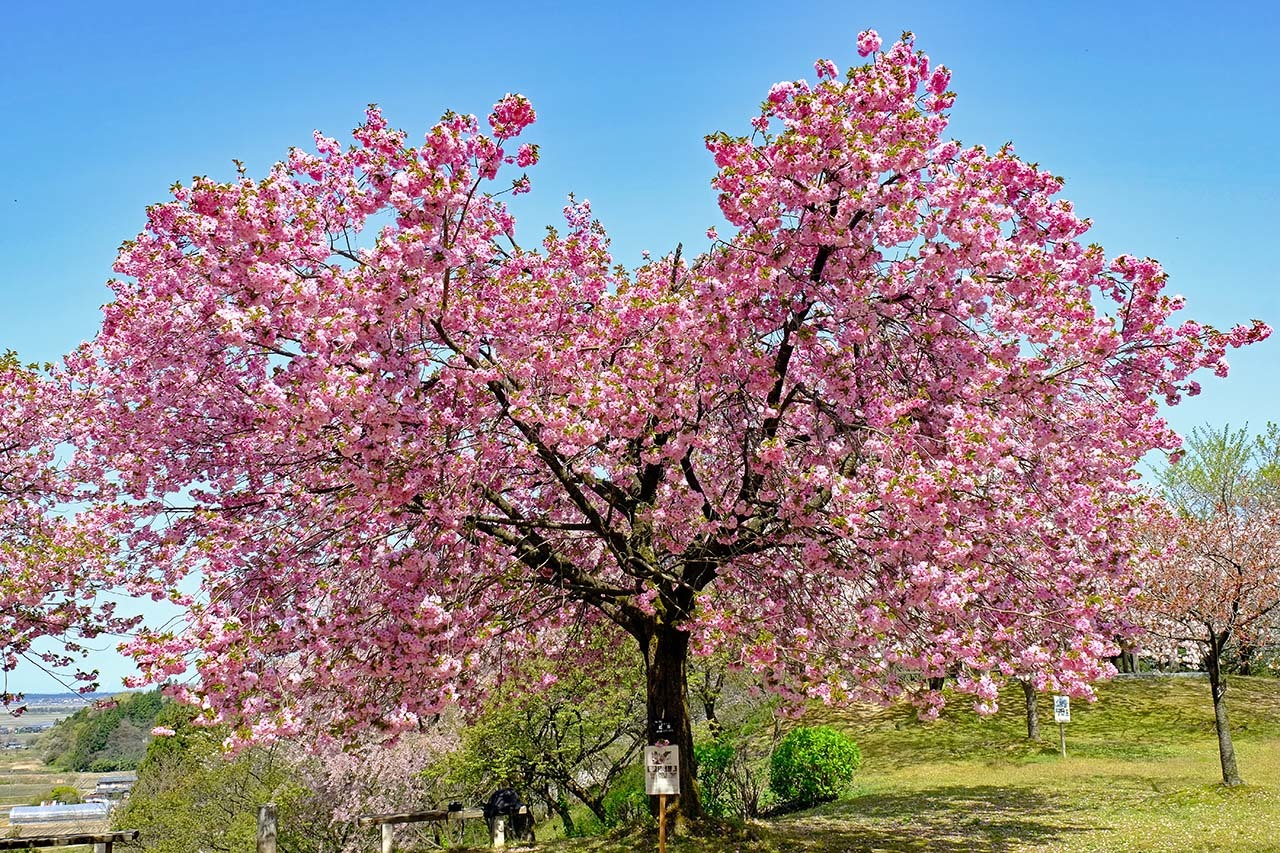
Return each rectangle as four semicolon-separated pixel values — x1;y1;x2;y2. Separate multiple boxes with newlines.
766;784;1094;852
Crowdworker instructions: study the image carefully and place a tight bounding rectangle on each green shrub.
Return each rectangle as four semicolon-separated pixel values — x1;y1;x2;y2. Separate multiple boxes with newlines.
695;738;737;817
768;725;860;809
601;764;649;827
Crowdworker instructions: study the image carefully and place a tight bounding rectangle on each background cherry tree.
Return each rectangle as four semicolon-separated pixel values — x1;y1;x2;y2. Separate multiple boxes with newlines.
68;30;1267;818
1140;424;1280;786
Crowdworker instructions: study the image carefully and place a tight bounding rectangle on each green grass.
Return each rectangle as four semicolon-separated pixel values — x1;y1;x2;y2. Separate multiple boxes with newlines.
824;673;1280;766
498;675;1280;852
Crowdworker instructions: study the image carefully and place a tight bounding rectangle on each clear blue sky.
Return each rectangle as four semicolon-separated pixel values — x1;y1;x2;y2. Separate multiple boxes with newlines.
2;1;1277;693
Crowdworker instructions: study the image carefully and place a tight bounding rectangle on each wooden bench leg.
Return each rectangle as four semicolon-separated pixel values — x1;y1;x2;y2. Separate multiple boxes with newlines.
381;823;394;853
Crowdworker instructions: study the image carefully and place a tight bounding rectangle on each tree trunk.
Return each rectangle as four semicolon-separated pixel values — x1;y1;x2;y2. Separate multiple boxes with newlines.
1206;637;1245;786
1021;680;1040;741
642;624;702;825
698;666;724;741
548;787;574;836
562;775;609;827
1235;640;1255;676
704;698;722;741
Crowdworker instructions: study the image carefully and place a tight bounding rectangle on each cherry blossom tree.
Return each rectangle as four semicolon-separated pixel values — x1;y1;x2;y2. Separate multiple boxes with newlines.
291;729;460;851
1139;501;1280;786
0;353;136;707
1141;424;1280;786
69;30;1267;819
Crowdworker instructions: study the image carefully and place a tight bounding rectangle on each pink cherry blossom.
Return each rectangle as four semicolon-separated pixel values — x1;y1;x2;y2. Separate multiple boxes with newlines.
926;65;951;96
767;81;795;104
0;355;140;709
857;29;882;57
488;93;536;139
515;143;538;168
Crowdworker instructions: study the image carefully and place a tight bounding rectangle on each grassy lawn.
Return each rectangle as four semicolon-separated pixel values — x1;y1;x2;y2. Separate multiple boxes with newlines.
524;675;1280;852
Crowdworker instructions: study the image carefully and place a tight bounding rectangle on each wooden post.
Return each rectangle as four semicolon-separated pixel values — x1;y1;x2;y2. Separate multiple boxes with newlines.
659;793;669;852
381;823;394;853
257;803;278;853
1059;722;1067;758
489;815;506;848
92;844;109;853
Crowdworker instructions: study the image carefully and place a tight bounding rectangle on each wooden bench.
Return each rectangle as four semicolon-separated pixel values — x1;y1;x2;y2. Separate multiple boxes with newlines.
0;830;139;853
357;807;531;850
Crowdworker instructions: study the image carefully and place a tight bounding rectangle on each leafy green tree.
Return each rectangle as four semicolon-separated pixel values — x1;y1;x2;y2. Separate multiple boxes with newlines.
29;784;83;805
443;627;646;834
114;705;311;853
1158;423;1280;517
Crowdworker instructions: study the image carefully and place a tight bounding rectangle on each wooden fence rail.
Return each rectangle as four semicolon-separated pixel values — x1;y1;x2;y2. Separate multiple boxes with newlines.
0;830;139;853
357;807;531;850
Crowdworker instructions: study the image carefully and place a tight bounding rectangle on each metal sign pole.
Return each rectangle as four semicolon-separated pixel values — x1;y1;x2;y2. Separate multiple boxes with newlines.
1052;695;1070;757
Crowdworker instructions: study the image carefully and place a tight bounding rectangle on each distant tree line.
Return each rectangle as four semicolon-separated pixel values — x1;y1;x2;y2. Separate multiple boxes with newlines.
40;689;166;771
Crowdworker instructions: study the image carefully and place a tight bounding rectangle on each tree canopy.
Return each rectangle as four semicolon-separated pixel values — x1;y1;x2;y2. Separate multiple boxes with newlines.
1157;423;1280;516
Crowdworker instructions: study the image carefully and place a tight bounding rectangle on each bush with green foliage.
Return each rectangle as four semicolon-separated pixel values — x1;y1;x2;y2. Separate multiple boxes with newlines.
694;739;736;818
114;704;317;853
441;627;645;835
600;764;649;828
768;726;860;809
121;702;460;853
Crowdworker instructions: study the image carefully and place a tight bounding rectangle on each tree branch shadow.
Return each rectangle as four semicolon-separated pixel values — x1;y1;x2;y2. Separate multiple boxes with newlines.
765;784;1097;852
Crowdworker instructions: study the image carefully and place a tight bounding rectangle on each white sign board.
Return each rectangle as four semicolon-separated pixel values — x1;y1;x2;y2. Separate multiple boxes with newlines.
1053;695;1070;723
644;745;680;795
